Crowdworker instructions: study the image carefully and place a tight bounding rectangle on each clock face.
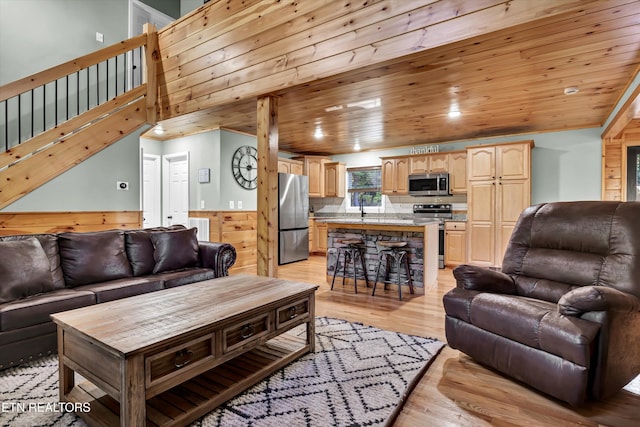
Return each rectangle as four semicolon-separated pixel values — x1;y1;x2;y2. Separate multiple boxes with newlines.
231;146;258;190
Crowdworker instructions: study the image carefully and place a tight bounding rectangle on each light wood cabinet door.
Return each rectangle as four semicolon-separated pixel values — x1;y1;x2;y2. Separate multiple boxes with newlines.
308;219;315;252
468;146;496;181
324;162;345;197
409;156;429;173
448;152;467;194
278;161;290;173
307;158;324;197
316;223;328;253
497;143;530;180
395;157;409;194
445;221;466;266
496;179;530;260
290;162;303;175
467;181;496;266
428;153;449;172
381;158;397;194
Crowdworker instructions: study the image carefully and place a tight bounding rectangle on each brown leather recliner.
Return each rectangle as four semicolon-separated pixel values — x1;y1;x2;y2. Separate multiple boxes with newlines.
443;201;640;406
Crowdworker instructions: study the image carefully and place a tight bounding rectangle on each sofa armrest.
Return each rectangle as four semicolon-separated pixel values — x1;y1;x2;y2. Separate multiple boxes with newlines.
558;286;640;316
452;264;516;294
198;242;236;277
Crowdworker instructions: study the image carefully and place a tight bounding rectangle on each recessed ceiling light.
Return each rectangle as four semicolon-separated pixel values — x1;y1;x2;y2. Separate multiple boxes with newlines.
564;87;579;95
314;126;324;139
153;125;165;135
448;110;461;118
353;139;361;151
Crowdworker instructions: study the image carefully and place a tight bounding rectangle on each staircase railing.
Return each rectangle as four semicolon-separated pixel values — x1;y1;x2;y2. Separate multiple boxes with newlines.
0;25;157;168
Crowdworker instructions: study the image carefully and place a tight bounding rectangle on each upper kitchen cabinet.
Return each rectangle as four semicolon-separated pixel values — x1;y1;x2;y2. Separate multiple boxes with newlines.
409;153;448;173
293;155;330;197
278;157;304;175
448;151;467;194
324;162;346;197
381;156;409;195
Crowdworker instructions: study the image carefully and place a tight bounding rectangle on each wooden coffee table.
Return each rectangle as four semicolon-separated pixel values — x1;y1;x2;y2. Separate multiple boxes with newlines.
50;274;318;426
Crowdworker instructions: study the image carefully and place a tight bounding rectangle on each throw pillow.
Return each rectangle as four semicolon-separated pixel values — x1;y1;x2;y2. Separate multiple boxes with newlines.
59;230;132;287
125;230;156;276
0;238;55;304
150;228;199;273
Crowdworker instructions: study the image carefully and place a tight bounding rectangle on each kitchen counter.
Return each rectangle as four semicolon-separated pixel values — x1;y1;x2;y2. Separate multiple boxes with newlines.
322;219;439;291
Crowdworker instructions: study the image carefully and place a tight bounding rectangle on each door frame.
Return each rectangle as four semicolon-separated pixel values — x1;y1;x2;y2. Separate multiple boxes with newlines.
622;141;640;201
162;152;190;226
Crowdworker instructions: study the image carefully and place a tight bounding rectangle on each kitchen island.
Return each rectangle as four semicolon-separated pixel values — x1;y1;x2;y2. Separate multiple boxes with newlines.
317;218;439;292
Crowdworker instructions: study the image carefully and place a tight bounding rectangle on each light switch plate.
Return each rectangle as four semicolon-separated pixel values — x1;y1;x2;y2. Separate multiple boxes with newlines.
229;201;234;209
238;201;243;209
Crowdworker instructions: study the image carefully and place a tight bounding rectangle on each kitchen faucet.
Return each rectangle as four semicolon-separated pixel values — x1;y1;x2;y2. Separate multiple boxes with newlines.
360;193;367;218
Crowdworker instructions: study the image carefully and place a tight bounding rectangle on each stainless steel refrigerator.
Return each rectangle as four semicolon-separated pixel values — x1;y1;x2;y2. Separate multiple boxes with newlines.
278;172;309;264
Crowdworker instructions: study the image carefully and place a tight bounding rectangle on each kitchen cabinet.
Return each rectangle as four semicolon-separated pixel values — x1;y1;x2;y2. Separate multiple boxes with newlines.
409;153;448;174
316;222;328;254
324;162;346;197
278;157;303;175
445;221;466;267
293;156;330;197
381;156;409;195
448;151;467;194
467;141;533;267
308;219;315;252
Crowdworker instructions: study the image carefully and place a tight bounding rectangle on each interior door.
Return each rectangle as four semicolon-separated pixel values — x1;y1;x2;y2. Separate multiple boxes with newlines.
163;153;189;226
142;154;161;227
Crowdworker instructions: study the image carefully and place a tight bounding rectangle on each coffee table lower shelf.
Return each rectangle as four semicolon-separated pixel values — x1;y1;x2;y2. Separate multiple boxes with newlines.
65;334;309;427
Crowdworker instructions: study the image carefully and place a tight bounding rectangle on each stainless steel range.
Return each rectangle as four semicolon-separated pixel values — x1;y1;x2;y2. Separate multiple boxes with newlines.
413;203;453;269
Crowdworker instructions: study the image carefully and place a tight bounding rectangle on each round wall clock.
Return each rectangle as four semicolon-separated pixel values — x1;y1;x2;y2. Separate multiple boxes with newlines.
231;145;258;190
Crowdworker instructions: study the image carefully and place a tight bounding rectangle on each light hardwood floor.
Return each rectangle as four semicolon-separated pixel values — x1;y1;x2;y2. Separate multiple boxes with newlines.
234;256;640;427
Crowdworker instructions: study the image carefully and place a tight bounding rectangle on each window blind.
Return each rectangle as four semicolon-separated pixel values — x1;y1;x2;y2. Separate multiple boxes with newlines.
347;166;381;192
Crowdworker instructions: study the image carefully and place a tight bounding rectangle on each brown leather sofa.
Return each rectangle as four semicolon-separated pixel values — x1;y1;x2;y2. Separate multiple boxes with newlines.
443;201;640;406
0;225;236;370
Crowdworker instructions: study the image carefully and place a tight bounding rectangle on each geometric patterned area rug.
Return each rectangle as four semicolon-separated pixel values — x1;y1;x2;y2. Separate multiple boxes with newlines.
0;317;444;427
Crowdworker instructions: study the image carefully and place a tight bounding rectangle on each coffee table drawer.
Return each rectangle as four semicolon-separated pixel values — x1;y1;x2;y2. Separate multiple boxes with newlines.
223;313;272;353
276;297;310;329
146;333;215;388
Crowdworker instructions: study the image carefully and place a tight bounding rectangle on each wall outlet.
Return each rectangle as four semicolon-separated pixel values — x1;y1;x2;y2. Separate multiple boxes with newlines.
116;181;129;191
229;200;234;209
96;32;104;43
237;201;243;209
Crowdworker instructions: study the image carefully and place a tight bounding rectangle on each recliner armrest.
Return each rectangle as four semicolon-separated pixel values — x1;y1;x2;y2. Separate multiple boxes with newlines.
198;242;236;277
452;264;516;294
558;286;640;316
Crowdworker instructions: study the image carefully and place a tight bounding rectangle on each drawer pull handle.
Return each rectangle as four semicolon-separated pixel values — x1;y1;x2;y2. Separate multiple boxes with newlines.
240;324;255;339
288;306;298;319
173;349;194;368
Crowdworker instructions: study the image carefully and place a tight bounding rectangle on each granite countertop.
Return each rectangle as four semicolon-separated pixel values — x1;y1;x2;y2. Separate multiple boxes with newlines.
316;217;439;226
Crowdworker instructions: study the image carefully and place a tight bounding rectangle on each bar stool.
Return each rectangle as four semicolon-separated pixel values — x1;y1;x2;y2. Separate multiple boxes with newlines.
373;241;414;300
331;238;370;293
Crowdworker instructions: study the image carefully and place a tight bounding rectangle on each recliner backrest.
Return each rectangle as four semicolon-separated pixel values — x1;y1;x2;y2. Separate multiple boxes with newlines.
502;201;640;299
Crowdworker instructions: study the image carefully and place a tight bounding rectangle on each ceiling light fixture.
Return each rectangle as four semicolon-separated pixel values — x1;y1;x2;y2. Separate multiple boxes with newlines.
314;126;324;139
153;125;165;135
448;110;461;118
564;87;579;95
353;139;361;151
346;98;381;110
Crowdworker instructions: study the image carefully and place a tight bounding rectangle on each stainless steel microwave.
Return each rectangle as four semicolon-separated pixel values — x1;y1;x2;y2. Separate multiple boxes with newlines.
408;173;450;196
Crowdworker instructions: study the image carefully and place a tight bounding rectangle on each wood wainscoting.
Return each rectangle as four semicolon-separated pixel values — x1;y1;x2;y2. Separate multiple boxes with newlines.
189;211;258;273
0;211;142;236
602;130;640;201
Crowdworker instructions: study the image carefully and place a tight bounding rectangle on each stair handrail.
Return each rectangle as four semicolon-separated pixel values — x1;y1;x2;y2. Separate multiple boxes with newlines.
0;24;157;153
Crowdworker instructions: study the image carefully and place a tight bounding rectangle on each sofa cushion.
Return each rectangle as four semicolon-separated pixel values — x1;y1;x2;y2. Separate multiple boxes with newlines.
154;268;215;288
59;230;132;287
151;228;199;274
74;277;164;303
0;238;55;304
0;289;95;332
125;230;156;276
0;234;65;289
453;291;601;366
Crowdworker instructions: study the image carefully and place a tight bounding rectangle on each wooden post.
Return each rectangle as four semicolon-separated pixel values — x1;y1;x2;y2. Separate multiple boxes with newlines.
142;23;157;124
256;96;279;277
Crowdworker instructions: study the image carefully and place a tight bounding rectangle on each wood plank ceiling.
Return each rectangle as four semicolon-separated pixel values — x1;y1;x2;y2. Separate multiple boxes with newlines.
146;0;640;156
